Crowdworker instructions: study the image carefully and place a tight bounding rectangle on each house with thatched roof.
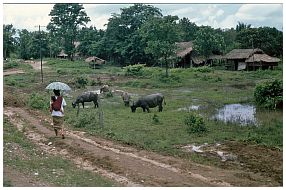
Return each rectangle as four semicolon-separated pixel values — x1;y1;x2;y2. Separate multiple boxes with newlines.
57;41;81;60
57;50;68;59
175;41;223;68
224;48;280;70
85;56;106;69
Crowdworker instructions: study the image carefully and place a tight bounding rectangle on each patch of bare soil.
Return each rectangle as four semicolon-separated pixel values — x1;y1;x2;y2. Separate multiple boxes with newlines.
3;69;25;76
24;60;48;70
3;106;282;187
3;87;27;107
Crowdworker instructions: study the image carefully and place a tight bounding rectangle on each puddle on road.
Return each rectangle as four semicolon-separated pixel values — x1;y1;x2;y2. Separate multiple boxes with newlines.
212;104;257;126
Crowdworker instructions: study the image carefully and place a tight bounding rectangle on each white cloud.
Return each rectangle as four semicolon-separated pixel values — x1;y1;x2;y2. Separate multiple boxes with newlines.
170;7;194;16
236;4;282;21
3;4;53;31
219;4;283;29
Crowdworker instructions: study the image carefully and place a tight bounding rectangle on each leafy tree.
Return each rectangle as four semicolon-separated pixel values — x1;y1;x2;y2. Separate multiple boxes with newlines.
18;29;32;60
3;24;16;59
193;26;225;59
139;15;182;77
236;27;282;56
47;3;90;60
236;21;251;32
178;17;198;41
17;29;49;60
103;4;163;65
48;32;61;58
77;26;101;56
222;28;240;53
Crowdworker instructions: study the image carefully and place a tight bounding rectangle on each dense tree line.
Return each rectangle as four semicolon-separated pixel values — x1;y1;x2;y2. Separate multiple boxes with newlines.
3;3;283;66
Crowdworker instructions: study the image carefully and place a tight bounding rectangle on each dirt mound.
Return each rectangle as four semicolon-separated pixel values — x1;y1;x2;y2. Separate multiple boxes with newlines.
3;87;27;107
222;141;283;185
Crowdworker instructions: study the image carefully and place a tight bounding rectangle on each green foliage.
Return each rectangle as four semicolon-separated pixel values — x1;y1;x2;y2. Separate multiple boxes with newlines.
156;73;182;84
3;60;19;70
47;4;90;60
236;27;283;57
193;26;225;59
152;114;160;124
71;76;89;88
254;79;283;109
194;66;213;73
3;24;16;59
28;93;48;110
124;64;146;76
69;111;99;129
184;113;207;134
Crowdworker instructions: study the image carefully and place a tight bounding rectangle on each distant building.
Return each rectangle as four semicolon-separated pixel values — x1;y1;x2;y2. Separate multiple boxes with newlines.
57;41;81;60
224;49;280;70
57;50;68;59
175;41;223;68
85;56;106;69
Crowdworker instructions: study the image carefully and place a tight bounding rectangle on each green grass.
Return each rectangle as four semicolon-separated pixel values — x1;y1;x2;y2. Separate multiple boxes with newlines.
3;118;117;187
4;58;283;160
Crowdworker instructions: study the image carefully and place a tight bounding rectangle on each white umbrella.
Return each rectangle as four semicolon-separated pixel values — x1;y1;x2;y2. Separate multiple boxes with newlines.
45;82;71;91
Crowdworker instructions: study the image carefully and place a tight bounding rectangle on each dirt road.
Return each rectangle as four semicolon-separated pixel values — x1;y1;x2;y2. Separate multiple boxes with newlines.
4;106;279;187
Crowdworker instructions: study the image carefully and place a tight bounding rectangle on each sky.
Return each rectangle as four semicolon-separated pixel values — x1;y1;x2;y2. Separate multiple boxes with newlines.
2;2;284;32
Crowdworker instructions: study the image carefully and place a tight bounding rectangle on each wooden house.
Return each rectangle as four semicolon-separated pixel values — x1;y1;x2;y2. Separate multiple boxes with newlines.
224;48;280;70
175;41;223;68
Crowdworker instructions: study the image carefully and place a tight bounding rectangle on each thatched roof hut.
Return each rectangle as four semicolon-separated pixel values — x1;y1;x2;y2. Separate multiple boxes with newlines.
57;50;68;58
176;41;193;58
85;56;106;69
245;54;280;63
225;48;279;70
224;48;264;60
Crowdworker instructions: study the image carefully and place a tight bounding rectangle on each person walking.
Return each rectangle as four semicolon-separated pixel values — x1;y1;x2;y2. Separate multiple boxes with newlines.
49;89;67;139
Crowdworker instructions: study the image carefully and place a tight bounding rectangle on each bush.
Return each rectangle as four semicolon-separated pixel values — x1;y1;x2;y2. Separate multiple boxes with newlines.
156;73;182;84
184;113;207;134
73;76;89;88
28;93;49;110
3;60;19;70
123;64;146;76
254;79;282;109
70;111;99;129
194;66;213;73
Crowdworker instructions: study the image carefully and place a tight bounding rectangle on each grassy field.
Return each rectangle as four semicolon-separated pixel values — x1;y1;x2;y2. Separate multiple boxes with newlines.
4;58;283;160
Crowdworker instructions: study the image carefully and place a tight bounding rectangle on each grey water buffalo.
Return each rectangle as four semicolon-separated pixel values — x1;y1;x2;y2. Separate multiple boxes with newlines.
131;93;165;113
72;91;99;109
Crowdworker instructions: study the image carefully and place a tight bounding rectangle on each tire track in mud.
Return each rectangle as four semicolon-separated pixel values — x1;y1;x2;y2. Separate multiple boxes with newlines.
5;106;270;186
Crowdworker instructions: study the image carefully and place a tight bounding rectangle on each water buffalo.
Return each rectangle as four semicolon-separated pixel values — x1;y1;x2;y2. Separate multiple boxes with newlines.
100;85;110;93
131;93;165;113
72;91;99;109
121;92;131;107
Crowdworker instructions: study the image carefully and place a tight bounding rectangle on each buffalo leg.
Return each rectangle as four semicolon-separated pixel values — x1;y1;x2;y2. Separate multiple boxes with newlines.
82;102;85;108
94;100;98;108
159;105;163;112
77;104;80;116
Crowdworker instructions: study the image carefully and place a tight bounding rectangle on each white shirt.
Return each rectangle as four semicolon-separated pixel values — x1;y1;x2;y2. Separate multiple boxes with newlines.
50;96;67;117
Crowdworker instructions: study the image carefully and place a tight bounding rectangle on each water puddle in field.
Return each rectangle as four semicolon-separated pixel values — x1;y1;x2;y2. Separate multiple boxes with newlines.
177;105;200;112
178;103;258;126
212;104;258;126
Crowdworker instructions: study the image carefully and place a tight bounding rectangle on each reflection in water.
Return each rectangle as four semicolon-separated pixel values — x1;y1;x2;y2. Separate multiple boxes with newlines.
213;104;257;126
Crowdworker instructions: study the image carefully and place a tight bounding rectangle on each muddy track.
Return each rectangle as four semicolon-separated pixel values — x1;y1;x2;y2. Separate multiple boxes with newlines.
4;106;277;187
